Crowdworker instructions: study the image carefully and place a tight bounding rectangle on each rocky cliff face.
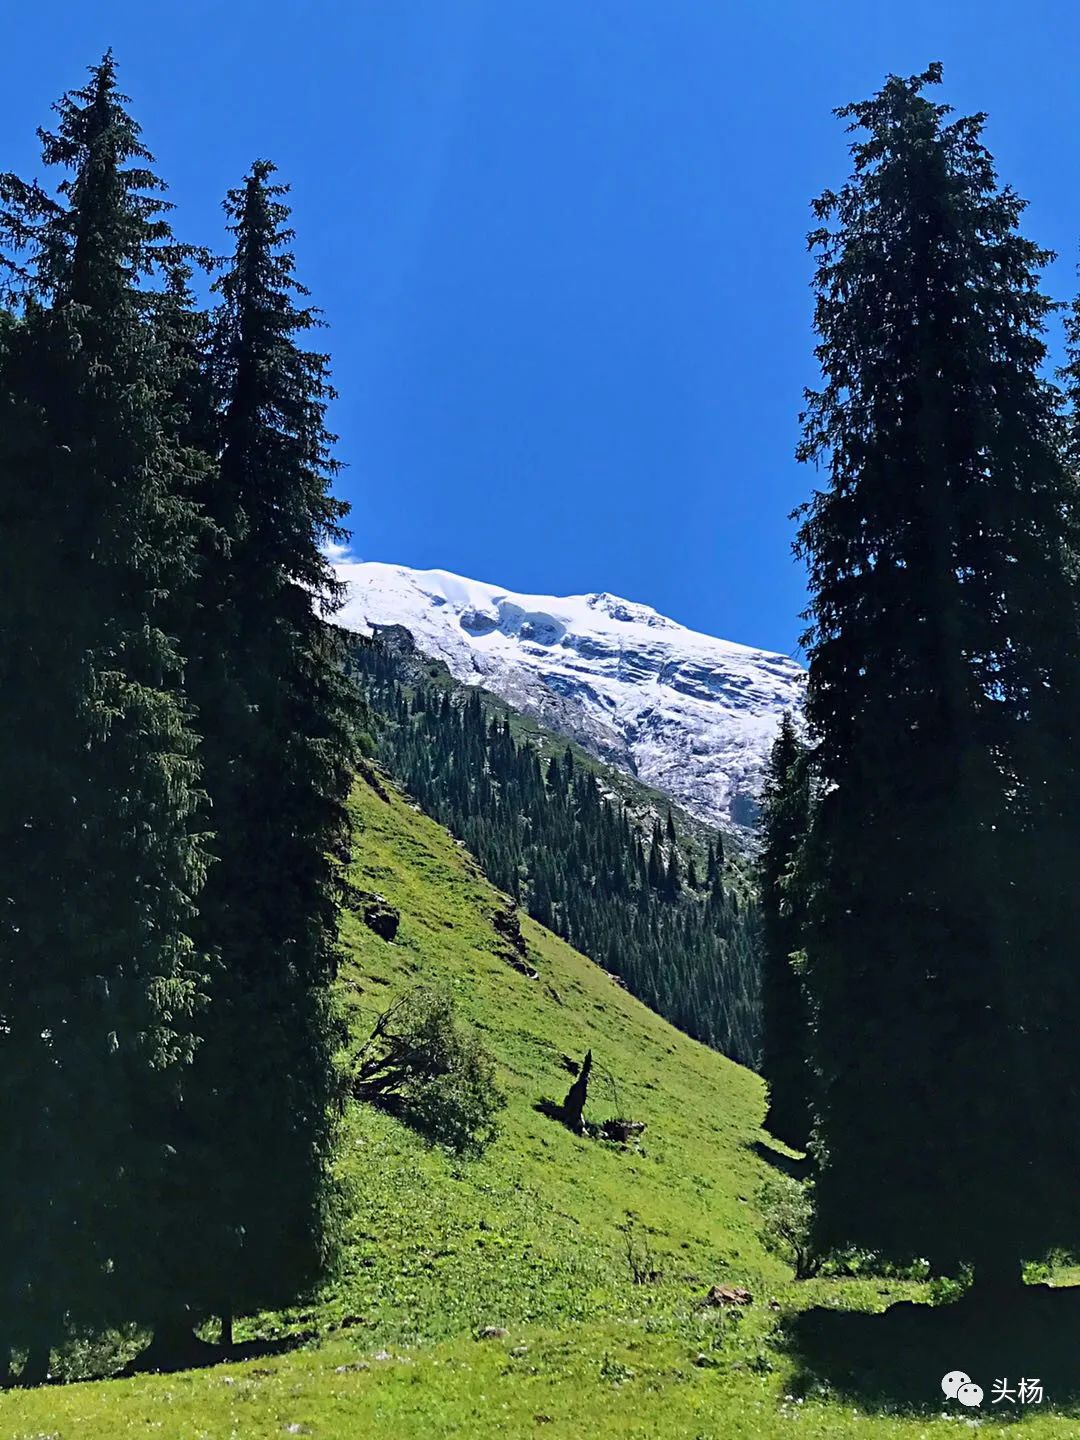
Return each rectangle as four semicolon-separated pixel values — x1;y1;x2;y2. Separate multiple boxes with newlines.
336;562;805;831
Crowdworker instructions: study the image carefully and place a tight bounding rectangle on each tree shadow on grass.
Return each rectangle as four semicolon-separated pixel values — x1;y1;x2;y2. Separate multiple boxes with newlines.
751;1137;813;1181
118;1328;315;1379
0;1330;316;1390
784;1285;1080;1414
534;1097;573;1129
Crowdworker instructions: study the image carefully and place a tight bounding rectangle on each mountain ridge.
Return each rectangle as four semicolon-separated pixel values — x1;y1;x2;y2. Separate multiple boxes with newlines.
336;560;805;829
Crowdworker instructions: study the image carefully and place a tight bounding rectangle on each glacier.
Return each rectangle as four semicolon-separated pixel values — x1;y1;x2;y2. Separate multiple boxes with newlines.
335;561;805;831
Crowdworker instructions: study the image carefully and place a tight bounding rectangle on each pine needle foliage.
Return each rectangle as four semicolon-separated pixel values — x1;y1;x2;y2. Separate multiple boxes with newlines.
758;714;814;1152
0;54;210;1352
795;64;1080;1285
169;161;356;1328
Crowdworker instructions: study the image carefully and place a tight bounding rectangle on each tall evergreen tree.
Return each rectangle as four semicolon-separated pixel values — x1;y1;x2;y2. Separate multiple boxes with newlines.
796;64;1080;1291
0;55;209;1367
647;820;664;890
546;754;564;797
705;841;717;886
1044;271;1080;1254
166;161;354;1350
758;713;813;1151
664;847;682;901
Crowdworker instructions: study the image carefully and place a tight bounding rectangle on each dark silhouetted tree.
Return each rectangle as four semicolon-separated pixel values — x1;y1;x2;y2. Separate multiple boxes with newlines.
759;714;813;1151
167;161;354;1353
796;64;1080;1293
0;54;209;1366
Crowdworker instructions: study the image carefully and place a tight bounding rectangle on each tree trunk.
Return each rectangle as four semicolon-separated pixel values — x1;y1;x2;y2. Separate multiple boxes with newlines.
979;1256;1022;1288
220;1308;234;1350
129;1318;219;1373
968;1255;1025;1314
17;1345;49;1388
562;1049;593;1134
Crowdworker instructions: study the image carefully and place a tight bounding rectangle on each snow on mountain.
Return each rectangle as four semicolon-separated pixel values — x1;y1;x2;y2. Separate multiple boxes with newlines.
336;561;805;831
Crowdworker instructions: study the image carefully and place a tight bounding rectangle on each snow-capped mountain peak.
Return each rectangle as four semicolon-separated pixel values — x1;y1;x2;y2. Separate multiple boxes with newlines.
335;562;805;830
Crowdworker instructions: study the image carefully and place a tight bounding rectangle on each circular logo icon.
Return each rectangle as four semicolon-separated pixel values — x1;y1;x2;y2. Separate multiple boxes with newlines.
956;1383;984;1408
941;1371;970;1399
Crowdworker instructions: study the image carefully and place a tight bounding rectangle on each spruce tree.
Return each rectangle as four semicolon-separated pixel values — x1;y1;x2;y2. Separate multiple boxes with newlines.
796;64;1080;1291
647;821;664;889
0;54;209;1364
1043;275;1080;1253
546;754;564;797
166;160;354;1348
758;714;813;1151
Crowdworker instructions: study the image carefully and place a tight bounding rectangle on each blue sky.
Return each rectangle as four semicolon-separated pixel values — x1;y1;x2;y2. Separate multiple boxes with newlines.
3;2;1080;654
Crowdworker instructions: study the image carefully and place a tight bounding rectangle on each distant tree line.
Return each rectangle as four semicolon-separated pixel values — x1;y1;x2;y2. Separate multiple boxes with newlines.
351;640;762;1066
0;55;354;1378
759;64;1080;1301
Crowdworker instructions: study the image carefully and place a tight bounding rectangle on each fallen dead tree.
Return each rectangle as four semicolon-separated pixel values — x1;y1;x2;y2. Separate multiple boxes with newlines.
352;987;504;1154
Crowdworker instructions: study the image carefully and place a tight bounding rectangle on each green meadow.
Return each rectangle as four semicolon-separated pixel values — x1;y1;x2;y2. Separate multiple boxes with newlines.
4;774;1074;1439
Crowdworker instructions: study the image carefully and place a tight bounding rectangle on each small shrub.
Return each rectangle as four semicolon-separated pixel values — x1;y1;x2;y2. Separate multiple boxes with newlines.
618;1218;662;1284
928;1267;972;1305
353;987;505;1154
826;1248;930;1280
758;1173;821;1279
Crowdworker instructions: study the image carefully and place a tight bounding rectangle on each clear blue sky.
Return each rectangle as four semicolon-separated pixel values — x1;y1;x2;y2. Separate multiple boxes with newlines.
3;2;1080;654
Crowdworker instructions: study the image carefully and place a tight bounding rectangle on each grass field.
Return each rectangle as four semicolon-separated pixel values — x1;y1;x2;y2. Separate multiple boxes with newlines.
3;772;1077;1438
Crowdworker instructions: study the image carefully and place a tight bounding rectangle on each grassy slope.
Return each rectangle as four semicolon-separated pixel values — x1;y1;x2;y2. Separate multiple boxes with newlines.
2;775;1073;1438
